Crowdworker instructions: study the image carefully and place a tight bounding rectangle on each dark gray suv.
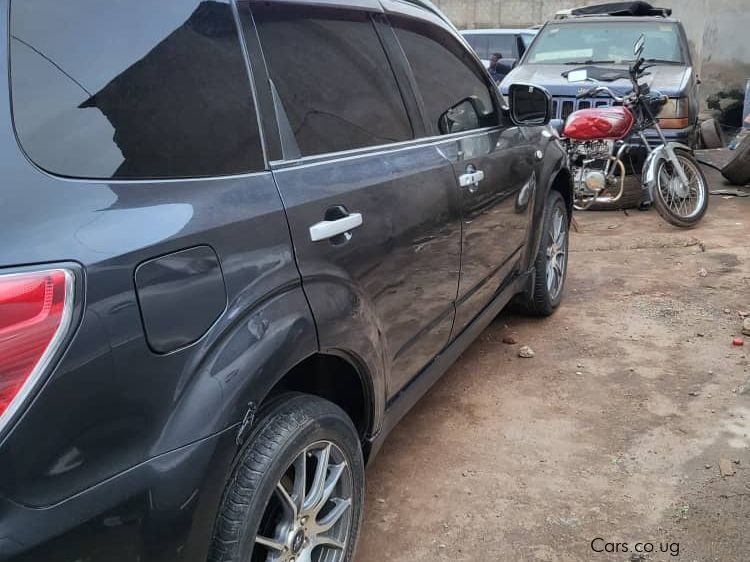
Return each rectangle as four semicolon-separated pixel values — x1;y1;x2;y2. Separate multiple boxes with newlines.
0;1;572;561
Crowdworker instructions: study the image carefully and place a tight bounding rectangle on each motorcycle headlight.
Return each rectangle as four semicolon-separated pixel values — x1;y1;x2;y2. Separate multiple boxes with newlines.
657;98;689;129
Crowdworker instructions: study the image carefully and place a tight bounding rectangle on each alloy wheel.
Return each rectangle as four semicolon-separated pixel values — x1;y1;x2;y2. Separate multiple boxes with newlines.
545;204;567;301
253;441;354;562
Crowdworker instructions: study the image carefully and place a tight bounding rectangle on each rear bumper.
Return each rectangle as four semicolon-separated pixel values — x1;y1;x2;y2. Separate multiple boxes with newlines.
0;427;236;562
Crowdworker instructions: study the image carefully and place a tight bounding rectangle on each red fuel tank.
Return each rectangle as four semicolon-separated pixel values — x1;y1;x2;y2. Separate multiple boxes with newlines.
563;106;635;141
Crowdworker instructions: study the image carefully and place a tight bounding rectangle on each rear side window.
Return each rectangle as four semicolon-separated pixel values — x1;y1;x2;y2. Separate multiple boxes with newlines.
252;3;413;157
394;18;498;136
487;34;517;59
464;34;490;60
10;0;264;179
463;33;516;60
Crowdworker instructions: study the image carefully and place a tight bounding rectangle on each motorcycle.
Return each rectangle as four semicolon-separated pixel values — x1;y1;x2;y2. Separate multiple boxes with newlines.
557;35;708;228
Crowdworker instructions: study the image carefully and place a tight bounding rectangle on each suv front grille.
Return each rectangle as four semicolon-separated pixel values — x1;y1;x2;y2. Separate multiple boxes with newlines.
553;96;614;121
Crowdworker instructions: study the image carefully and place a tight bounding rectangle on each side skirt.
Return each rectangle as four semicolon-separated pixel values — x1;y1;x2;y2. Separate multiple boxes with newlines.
364;269;532;464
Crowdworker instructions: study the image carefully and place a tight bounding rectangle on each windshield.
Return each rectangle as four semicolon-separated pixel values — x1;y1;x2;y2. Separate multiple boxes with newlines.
525;21;685;65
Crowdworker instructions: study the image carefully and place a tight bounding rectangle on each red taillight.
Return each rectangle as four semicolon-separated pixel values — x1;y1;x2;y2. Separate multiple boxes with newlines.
0;269;72;425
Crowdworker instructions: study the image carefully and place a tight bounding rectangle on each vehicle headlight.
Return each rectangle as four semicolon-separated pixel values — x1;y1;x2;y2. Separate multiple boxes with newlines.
657;98;689;128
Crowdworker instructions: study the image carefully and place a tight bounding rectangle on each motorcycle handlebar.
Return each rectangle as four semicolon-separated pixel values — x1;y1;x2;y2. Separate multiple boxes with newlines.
575;85;625;103
575;87;598;99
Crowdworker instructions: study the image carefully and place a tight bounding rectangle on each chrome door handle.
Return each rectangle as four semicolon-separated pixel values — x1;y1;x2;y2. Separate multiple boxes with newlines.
309;212;363;242
459;169;485;189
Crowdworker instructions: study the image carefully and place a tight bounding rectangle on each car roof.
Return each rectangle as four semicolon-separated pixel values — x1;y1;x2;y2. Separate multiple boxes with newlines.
461;28;538;34
549;16;679;24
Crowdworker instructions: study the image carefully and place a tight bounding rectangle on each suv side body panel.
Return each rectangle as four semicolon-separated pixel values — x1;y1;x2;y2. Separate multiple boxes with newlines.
386;6;538;335
252;1;463;400
271;150;462;399
447;127;537;332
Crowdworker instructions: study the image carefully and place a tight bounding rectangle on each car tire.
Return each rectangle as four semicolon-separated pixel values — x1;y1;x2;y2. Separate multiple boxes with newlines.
209;393;364;562
517;190;569;316
721;134;750;186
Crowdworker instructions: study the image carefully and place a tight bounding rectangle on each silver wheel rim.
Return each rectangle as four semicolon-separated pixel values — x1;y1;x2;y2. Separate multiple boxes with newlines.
253;441;353;562
656;155;706;220
546;205;567;301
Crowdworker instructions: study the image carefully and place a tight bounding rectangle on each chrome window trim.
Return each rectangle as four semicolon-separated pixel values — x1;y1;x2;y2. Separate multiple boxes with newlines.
270;126;504;170
20;163;274;185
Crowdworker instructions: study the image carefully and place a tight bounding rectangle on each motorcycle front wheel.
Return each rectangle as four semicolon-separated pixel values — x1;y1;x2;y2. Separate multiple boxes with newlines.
652;148;708;228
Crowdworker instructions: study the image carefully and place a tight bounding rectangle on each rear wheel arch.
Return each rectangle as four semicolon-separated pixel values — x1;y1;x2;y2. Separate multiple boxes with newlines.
240;352;375;458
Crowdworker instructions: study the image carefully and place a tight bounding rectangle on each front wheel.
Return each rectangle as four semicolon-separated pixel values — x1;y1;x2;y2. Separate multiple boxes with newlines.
518;190;569;316
652;149;708;228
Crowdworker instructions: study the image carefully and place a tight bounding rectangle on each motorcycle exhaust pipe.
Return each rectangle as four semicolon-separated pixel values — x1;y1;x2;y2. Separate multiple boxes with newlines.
593;158;627;204
573;157;627;210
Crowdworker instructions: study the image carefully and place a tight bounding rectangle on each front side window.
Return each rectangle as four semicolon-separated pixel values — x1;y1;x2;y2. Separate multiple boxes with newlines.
10;0;264;180
252;3;413;158
394;18;498;136
525;22;685;65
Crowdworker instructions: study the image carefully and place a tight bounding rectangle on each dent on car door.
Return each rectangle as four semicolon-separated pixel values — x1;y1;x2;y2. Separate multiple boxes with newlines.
390;12;537;336
249;2;462;400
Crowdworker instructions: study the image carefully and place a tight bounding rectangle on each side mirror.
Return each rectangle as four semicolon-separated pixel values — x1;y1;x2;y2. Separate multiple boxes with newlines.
438;96;485;134
507;83;552;126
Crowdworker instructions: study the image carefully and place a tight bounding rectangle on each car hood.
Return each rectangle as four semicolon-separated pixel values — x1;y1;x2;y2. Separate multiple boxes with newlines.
501;63;692;97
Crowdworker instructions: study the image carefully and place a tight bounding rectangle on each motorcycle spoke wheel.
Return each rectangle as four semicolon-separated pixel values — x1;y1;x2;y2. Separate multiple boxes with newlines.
655;154;706;221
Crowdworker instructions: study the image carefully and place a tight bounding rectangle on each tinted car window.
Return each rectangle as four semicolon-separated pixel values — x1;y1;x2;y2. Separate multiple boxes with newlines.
252;3;413;157
394;18;498;135
487;34;517;59
10;0;263;179
463;33;517;60
463;34;490;60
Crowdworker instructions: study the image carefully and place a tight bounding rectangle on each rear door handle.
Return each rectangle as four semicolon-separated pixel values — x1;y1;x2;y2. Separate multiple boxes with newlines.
309;212;363;242
459;166;485;192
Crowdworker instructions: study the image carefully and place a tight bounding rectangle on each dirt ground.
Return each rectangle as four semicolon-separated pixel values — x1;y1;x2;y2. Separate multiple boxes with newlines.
357;167;750;562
